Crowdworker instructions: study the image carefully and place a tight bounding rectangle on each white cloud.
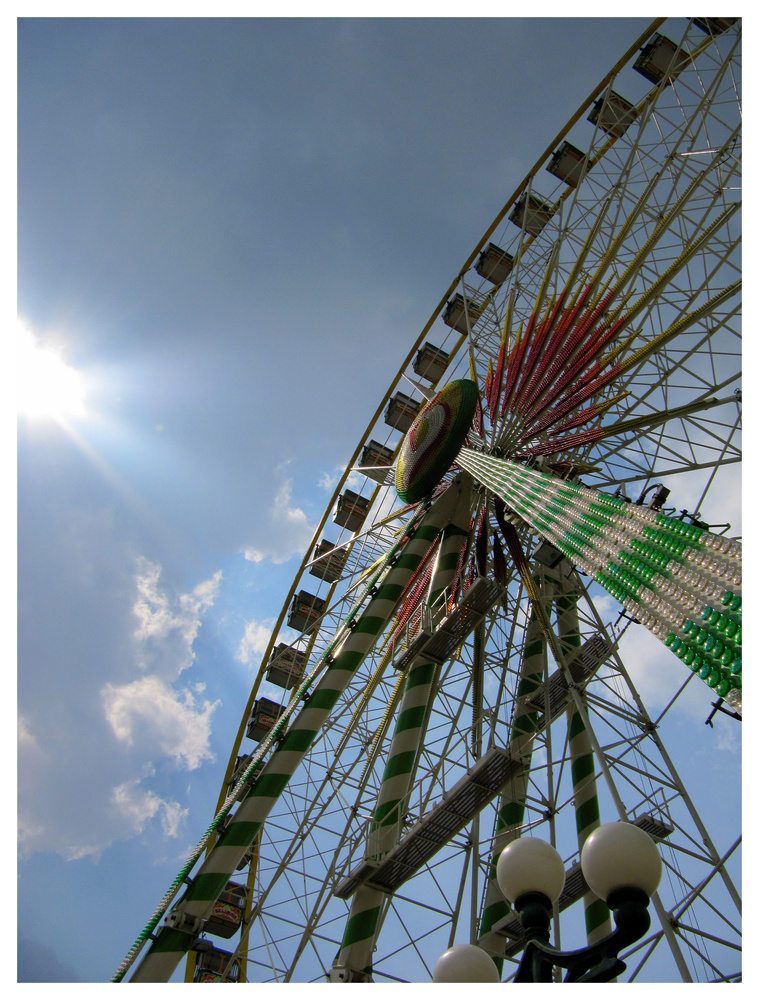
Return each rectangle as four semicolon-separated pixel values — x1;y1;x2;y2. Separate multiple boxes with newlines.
111;780;160;830
102;674;219;770
318;465;343;491
585;589;618;622
714;721;740;754
236;618;273;665
345;470;368;492
617;624;711;721
18;815;47;851
132;559;174;640
160;799;190;839
101;558;222;779
132;558;222;676
20;779;189;861
111;780;188;840
187;573;223;616
243;479;316;564
56;841;105;863
19;559;223;862
18;714;44;757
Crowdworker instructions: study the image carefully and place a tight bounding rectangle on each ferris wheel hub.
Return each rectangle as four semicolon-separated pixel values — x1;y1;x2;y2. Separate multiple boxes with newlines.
395;379;478;503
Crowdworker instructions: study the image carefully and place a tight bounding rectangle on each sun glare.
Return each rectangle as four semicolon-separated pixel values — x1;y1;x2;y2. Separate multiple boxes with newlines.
18;321;87;420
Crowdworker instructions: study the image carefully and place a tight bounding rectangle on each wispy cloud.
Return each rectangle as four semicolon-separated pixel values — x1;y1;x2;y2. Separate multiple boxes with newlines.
23;778;189;862
18;713;44;757
105;560;222;766
317;465;343;491
132;558;222;675
236;618;273;665
345;470;368;492
617;624;720;724
17;560;223;861
111;779;188;840
102;674;219;770
243;479;315;564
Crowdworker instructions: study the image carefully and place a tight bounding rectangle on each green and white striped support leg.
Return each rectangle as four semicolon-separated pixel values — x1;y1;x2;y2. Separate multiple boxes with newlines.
331;662;442;981
333;484;474;980
128;488;465;983
367;515;472;861
567;702;611;944
553;579;611;945
479;578;550;951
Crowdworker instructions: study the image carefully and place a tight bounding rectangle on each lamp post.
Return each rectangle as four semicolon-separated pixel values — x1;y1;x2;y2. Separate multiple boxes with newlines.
434;822;662;983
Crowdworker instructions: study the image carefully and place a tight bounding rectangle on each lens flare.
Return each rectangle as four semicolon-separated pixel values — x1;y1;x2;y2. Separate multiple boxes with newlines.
18;320;86;420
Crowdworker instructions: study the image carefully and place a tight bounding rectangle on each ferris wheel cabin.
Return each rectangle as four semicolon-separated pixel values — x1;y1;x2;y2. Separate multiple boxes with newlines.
246;697;286;742
287;590;325;633
265;642;306;690
333;489;370;531
475;244;514;285
413;342;450;381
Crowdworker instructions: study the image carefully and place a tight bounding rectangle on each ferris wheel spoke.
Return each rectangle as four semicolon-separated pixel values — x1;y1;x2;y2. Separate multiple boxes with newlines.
590;407;741;485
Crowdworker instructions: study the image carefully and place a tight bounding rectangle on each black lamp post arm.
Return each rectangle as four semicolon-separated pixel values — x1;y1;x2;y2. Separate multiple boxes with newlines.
513;887;652;983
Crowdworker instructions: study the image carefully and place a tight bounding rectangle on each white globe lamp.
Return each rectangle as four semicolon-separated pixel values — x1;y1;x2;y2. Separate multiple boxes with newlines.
581;822;662;901
432;944;500;982
496;837;566;905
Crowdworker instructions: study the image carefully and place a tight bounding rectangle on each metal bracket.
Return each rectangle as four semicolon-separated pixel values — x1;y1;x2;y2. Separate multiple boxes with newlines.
163;909;204;937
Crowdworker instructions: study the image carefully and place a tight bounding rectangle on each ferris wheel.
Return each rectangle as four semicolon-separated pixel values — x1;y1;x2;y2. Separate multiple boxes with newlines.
118;16;741;984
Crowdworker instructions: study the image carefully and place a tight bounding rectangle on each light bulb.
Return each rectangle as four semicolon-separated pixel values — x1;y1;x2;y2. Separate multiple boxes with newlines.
496;837;566;905
432;945;500;983
581;823;662;900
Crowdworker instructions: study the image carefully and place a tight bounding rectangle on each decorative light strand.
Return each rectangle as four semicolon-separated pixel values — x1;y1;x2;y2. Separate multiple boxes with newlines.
457;449;742;713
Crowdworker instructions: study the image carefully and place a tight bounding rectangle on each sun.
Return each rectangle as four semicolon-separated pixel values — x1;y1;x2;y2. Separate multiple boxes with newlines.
17;320;87;420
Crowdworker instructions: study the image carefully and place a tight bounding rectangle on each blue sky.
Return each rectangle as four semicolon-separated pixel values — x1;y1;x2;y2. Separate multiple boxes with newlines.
16;15;741;984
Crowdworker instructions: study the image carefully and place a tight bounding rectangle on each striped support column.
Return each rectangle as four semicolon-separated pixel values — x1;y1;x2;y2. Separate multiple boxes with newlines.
333;480;474;980
567;703;611;944
553;579;611;945
128;488;465;983
479;578;550;950
457;449;742;713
